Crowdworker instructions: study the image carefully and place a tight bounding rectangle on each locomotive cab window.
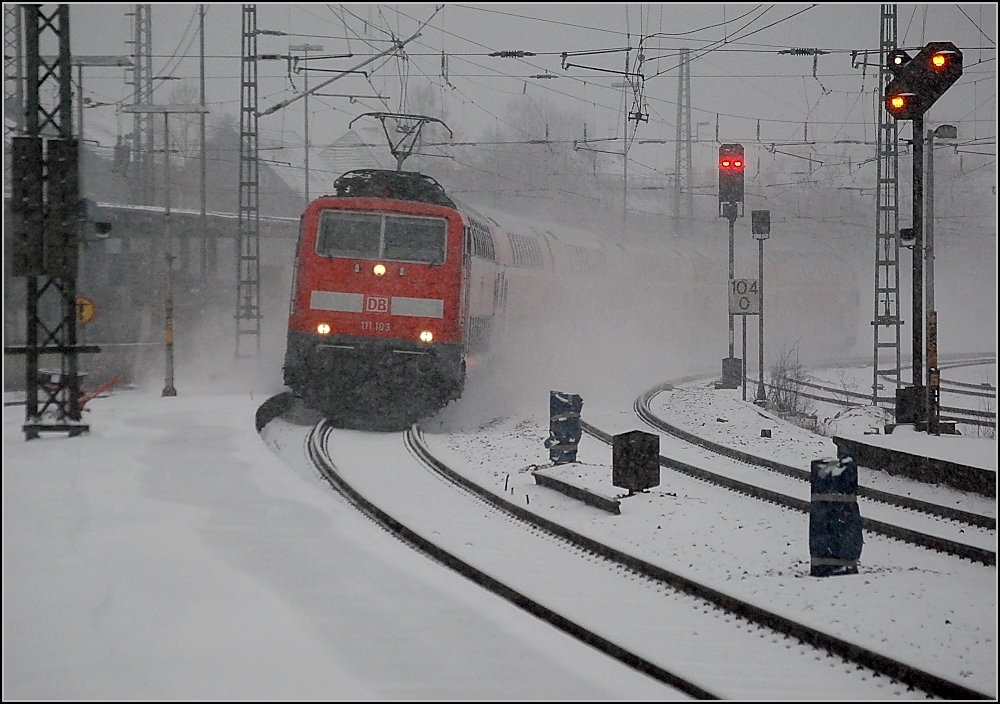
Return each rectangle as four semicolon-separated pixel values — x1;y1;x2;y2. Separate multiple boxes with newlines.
384;215;446;264
317;211;447;264
317;211;381;259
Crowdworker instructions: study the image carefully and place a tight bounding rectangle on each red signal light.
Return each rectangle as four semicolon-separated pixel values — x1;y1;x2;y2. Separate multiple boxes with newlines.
733;160;743;168
721;159;732;167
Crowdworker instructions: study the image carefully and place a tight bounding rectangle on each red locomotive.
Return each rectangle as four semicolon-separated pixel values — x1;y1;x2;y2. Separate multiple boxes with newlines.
283;168;579;426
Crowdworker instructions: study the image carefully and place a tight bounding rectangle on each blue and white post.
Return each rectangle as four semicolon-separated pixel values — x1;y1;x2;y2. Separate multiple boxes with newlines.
809;455;863;576
545;391;583;465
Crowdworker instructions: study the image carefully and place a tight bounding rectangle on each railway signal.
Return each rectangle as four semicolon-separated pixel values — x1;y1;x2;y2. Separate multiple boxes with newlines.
884;41;963;120
883;42;963;430
718;144;745;205
718;144;746;387
886;48;912;76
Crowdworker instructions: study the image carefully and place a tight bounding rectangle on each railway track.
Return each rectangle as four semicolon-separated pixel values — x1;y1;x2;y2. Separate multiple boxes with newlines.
754;356;997;429
283;413;993;700
577;383;994;566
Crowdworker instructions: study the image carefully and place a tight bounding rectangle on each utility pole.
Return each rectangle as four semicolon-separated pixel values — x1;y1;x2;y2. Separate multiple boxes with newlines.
199;4;208;286
123;104;210;397
289;42;324;206
622;129;628;235
924;123;957;434
621;69;629;235
70;56;132;167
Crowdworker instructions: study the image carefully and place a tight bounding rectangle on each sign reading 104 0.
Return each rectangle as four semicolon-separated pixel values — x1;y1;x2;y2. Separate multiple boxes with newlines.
729;278;760;315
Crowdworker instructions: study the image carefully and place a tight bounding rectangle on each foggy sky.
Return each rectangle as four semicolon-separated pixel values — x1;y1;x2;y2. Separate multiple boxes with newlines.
55;3;998;163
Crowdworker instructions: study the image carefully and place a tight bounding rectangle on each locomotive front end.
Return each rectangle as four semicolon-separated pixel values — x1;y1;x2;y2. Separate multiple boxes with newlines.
284;174;467;425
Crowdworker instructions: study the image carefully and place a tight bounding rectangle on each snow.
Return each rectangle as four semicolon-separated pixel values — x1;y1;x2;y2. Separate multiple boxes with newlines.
852;422;996;470
2;388;674;700
3;364;996;699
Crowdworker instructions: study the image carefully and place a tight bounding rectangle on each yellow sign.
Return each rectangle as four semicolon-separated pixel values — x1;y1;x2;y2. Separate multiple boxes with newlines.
76;296;96;324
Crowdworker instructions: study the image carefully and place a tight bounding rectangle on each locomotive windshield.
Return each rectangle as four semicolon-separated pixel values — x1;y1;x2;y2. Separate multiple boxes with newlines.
317;210;447;264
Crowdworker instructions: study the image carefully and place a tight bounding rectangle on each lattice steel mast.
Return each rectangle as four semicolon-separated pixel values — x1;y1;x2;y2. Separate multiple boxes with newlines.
124;4;154;205
6;4;98;439
673;47;693;223
872;5;902;406
236;4;261;358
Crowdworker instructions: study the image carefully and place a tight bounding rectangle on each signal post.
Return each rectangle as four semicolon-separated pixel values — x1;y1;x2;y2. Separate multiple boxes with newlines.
718;144;745;389
751;210;770;404
883;42;963;432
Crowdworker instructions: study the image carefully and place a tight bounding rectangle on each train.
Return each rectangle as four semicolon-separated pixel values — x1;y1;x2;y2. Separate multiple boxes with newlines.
282;168;608;426
281;167;866;428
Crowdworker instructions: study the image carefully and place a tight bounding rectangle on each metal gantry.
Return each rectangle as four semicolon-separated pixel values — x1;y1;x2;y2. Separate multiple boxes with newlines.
871;4;902;407
5;4;98;439
673;47;693;223
125;4;154;205
236;4;261;358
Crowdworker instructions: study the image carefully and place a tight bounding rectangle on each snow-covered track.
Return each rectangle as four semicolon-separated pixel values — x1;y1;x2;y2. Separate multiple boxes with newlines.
297;416;992;699
577;385;995;567
636;384;995;530
305;420;710;698
746;356;996;428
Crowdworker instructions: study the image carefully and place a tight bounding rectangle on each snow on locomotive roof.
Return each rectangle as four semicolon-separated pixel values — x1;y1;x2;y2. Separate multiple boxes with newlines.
332;169;455;207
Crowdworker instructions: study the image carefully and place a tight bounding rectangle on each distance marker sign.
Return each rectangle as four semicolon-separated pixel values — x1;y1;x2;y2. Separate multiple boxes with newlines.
729;278;760;315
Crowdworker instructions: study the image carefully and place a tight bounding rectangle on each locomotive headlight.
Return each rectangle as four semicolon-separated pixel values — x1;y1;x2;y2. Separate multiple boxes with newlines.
373;263;386;277
316;322;332;335
419;330;434;343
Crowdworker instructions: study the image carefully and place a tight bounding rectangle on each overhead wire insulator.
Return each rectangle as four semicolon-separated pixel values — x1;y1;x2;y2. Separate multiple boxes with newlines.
489;50;536;58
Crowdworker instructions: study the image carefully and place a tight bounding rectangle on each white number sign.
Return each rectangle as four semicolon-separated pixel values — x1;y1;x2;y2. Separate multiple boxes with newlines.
729;278;760;315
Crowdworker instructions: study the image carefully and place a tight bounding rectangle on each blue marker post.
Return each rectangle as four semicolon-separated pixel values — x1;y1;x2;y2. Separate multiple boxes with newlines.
809;455;863;576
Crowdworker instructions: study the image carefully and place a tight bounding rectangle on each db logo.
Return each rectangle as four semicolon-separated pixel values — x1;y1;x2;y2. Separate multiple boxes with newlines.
365;296;390;313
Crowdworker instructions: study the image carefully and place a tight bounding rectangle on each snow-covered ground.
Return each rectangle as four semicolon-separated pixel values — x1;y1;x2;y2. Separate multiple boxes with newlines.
3;364;996;699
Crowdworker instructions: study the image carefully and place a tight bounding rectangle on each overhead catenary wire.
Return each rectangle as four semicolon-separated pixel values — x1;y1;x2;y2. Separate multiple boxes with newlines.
70;3;995;204
79;5;994;142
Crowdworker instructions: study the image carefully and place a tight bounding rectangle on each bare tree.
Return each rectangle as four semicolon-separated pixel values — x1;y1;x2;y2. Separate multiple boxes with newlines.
832;367;860;405
767;340;817;430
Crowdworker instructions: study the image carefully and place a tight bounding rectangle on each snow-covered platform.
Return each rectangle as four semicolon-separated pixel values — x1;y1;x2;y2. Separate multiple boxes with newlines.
833;426;996;497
